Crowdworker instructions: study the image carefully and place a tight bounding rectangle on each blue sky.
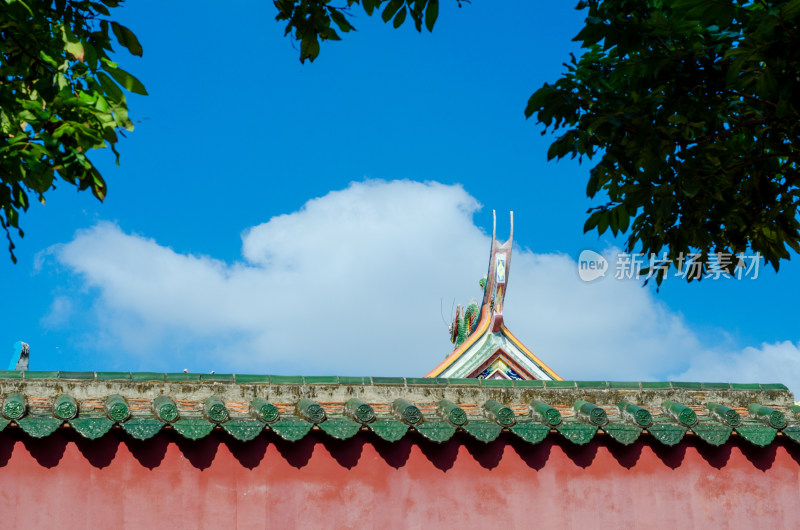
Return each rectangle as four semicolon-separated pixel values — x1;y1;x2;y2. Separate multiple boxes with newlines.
3;1;800;390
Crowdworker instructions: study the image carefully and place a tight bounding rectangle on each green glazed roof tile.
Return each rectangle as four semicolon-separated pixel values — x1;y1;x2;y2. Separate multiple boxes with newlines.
204;396;229;423
576;381;608;389
692;424;732;446
512;379;545;388
463;422;503;443
647;423;687;446
223;420;264;441
748;403;787;429
392;398;421;425
736;425;778;446
485;400;516;426
153;396;179;423
0;370;22;380
671;381;702;389
573;401;607;428
96;372;131;381
701;382;732;390
319;418;362;440
641;381;672;389
480;379;513;388
405;377;447;386
105;395;130;422
446;378;481;386
607;381;640;389
23;371;59;379
345;399;376;424
371;377;406;385
530;401;562;426
707;404;741;427
58;371;95;380
730;383;762;390
619;401;653;427
369;420;409;442
0;373;791;447
269;419;313;441
781;426;800;445
760;383;789;391
603;423;642;445
54;394;78;420
122;419;164;440
234;374;270;384
556;422;598;445
545;380;576;388
173;419;215;440
296;398;326;423
166;372;201;382
510;422;550;444
337;376;369;385
302;376;339;385
70;417;114;440
415;421;457;443
17;417;62;438
269;375;304;385
131;372;166;382
662;400;698;426
202;373;234;382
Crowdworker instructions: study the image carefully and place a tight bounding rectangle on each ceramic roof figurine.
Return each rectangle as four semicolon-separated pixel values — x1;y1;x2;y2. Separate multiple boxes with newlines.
427;211;560;381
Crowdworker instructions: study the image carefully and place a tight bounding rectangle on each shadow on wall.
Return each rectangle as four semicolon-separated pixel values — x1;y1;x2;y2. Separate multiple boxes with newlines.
0;428;793;472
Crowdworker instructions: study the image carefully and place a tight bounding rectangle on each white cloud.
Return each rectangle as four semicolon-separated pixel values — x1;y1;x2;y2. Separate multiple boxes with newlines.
41;296;74;328
47;179;800;393
672;341;800;387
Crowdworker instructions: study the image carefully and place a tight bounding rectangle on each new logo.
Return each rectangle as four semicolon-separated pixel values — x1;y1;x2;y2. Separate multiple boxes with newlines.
578;250;608;282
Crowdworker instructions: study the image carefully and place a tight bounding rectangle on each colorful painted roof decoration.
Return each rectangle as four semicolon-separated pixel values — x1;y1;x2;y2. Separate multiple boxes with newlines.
0;371;797;448
427;211;561;380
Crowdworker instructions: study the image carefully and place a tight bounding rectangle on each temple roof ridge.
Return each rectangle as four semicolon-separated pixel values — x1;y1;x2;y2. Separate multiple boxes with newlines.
0;372;794;447
427;211;560;381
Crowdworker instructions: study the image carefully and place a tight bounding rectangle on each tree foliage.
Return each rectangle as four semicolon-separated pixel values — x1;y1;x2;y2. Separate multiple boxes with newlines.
18;0;796;285
2;0;448;262
526;0;800;282
274;0;445;63
0;0;145;261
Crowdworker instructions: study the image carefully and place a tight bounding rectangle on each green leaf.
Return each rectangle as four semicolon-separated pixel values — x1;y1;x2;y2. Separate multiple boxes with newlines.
363;0;380;16
111;22;143;57
91;169;107;201
584;210;602;232
90;2;110;16
8;0;33;16
320;26;341;41
382;0;404;23
597;211;610;235
425;0;438;32
103;66;148;95
96;71;124;102
330;9;354;32
300;35;320;63
38;51;59;68
393;6;407;28
62;24;85;62
617;203;630;232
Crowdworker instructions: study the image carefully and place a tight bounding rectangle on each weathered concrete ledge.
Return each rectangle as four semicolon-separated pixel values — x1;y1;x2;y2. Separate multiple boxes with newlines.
0;374;793;408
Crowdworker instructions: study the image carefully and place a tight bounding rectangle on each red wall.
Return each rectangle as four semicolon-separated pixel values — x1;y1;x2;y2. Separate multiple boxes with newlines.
0;428;797;528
